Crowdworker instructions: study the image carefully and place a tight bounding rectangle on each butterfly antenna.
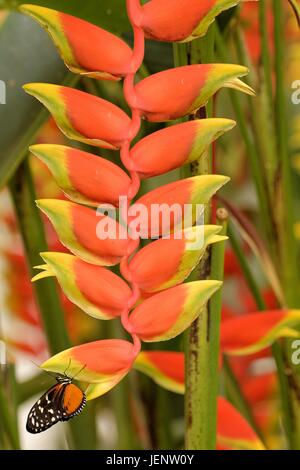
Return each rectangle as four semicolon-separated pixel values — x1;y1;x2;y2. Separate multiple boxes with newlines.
63;358;72;379
71;364;87;381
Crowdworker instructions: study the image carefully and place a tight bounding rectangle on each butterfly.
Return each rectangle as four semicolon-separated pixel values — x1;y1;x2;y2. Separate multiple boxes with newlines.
26;370;86;434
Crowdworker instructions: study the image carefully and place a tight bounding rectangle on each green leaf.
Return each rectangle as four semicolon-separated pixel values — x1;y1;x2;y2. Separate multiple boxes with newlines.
0;0;130;33
0;12;76;190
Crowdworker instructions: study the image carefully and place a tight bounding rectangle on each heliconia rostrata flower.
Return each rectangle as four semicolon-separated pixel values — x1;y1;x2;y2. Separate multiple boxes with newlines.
21;0;262;448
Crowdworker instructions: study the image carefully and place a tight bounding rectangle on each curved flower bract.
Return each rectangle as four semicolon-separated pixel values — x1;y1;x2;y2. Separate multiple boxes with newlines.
139;0;240;42
23;83;131;148
217;397;265;450
221;309;300;356
32;252;132;320
129;175;230;237
128;225;227;292
129;119;235;178
30;144;132;207
41;339;137;392
37;199;136;266
134;64;254;121
134;351;185;394
20;4;133;80
129;280;222;341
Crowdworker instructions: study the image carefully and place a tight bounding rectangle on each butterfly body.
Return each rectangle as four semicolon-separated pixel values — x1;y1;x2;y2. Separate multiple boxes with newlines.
26;375;86;434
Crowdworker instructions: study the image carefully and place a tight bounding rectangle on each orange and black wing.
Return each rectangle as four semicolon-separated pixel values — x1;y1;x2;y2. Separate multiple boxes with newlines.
61;383;86;421
26;383;86;434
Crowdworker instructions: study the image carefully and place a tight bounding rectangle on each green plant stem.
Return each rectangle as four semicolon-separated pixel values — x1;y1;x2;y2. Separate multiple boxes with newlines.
129;372;152;450
272;0;300;450
172;42;188;67
155;388;173;449
138;62;150;79
183;26;228;450
271;342;294;448
228;223;265;310
111;377;137;449
259;0;274;109
215;26;275;251
9;158;96;449
0;385;19;449
206;207;228;423
7;364;19;446
185;207;227;450
273;0;300;307
234;28;278;231
0;368;20;449
173;42;189;138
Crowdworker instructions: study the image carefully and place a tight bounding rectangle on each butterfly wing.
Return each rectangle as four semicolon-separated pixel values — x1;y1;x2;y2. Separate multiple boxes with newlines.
26;383;68;434
26;382;86;434
61;383;86;421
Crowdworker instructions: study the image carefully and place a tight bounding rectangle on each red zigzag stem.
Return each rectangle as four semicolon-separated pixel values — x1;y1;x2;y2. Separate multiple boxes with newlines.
119;1;146;357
